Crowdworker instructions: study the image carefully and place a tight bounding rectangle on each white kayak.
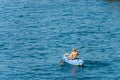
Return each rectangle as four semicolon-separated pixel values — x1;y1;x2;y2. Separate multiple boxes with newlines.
63;53;84;66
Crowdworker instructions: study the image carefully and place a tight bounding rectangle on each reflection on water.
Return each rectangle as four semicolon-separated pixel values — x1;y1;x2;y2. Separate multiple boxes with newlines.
71;66;77;75
70;66;79;76
61;63;83;76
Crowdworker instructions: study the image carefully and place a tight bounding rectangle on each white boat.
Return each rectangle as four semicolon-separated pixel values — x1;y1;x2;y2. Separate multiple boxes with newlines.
63;53;84;66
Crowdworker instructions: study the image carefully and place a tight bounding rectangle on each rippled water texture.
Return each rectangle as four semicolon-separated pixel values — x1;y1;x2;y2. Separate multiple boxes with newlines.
0;0;120;80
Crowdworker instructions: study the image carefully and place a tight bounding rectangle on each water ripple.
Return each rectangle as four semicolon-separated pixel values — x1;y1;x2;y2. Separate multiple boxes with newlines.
0;0;120;80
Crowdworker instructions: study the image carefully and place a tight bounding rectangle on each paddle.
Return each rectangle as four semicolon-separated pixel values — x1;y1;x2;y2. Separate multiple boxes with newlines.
60;46;85;66
60;59;64;66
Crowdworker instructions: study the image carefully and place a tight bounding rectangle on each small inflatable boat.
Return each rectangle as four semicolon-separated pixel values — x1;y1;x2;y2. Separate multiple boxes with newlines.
63;53;84;66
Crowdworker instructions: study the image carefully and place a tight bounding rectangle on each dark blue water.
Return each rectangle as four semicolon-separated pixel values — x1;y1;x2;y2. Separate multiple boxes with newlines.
0;0;120;80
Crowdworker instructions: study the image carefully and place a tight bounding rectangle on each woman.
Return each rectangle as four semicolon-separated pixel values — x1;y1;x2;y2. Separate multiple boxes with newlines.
69;48;79;60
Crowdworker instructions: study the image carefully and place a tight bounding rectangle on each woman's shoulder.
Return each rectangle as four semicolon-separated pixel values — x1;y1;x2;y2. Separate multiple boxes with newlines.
72;51;78;53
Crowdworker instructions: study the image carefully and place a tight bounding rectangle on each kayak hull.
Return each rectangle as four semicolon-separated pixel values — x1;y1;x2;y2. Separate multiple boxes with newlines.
63;53;84;66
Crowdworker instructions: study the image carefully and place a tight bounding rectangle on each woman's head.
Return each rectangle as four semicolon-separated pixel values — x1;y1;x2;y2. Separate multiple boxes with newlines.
72;48;77;52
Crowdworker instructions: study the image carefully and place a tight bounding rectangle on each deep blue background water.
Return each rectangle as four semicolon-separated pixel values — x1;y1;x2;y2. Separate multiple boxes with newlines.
0;0;120;80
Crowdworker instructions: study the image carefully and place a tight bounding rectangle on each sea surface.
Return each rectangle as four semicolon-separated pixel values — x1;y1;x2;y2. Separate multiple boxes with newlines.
0;0;120;80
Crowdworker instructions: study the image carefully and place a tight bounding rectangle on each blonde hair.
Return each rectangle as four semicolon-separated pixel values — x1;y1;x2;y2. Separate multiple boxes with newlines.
72;48;77;52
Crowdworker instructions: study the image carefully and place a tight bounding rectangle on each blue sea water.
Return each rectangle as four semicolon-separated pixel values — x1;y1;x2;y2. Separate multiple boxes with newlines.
0;0;120;80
